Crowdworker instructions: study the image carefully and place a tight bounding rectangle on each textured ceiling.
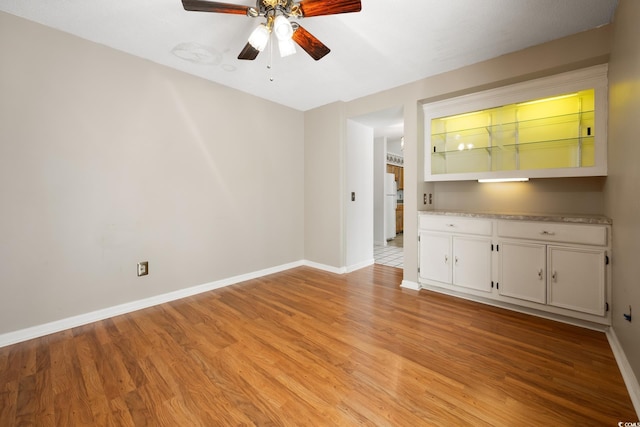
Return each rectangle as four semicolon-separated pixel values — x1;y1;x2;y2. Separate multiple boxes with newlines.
0;0;617;113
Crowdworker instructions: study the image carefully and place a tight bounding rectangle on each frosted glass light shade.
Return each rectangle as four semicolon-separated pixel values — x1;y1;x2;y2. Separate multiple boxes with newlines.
248;24;270;51
278;38;296;57
273;15;293;41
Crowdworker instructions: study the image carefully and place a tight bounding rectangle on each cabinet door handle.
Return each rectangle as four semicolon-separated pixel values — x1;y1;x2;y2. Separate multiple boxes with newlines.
538;269;543;280
444;255;448;264
552;271;557;282
540;230;556;236
445;224;455;228
455;256;459;264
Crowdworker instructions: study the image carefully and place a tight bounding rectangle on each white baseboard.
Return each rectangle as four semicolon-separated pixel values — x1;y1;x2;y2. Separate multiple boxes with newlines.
301;260;347;274
607;328;640;418
345;258;375;273
0;260;305;348
400;280;421;290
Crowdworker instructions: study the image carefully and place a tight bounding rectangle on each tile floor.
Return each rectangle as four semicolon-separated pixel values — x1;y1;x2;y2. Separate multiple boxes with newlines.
374;233;404;269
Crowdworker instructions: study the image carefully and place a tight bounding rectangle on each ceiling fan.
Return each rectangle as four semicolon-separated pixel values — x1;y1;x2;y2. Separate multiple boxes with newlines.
181;0;362;61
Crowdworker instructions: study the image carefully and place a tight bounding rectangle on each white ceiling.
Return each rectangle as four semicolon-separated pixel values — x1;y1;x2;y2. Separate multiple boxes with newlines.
1;0;617;114
351;105;405;140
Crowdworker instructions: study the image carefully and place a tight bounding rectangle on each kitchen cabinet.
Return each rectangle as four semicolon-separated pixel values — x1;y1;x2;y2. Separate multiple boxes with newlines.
418;216;493;294
418;212;611;325
423;65;608;181
396;204;403;234
386;164;404;189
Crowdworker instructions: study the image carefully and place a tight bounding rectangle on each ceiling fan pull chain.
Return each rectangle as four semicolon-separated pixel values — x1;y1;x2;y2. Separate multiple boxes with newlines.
268;32;274;81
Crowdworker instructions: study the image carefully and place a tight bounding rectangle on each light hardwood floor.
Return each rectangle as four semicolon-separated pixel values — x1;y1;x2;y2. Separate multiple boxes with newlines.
0;265;636;425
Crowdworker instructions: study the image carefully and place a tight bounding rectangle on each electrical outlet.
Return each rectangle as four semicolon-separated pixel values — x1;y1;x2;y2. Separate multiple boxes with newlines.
137;261;148;277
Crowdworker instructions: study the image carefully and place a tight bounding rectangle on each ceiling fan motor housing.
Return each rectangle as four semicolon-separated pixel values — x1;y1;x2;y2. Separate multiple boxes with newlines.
252;0;300;19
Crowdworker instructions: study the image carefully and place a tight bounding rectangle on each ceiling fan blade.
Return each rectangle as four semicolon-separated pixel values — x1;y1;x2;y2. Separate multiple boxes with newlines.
182;0;250;15
238;42;260;60
298;0;361;17
292;25;330;61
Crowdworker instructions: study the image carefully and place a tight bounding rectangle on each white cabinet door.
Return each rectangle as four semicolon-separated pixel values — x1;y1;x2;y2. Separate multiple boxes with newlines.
419;232;452;284
452;236;492;293
499;241;546;303
547;246;606;315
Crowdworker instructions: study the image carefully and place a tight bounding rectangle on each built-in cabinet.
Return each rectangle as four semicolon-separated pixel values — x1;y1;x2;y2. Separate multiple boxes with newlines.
546;246;606;315
419;216;492;293
418;213;611;325
450;235;492;293
497;220;607;316
423;65;608;181
498;241;547;304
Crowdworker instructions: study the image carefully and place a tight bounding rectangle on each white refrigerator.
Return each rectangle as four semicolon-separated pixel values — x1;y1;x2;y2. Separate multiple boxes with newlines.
385;173;397;241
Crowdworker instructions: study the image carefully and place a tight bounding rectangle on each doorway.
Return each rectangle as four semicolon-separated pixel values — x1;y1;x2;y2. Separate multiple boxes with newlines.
349;106;404;270
375;137;404;268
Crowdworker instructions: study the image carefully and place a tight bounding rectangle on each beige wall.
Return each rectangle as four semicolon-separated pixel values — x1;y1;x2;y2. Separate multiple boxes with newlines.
606;0;640;383
304;102;346;269
0;12;305;334
433;177;606;214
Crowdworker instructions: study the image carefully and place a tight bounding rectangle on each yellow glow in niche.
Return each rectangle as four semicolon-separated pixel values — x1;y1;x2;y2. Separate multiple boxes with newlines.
431;89;595;173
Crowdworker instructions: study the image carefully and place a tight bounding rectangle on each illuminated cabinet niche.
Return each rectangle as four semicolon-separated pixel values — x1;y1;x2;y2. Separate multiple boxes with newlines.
423;65;608;181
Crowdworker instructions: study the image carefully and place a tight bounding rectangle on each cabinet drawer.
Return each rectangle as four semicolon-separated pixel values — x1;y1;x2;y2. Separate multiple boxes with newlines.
419;216;492;236
497;221;607;246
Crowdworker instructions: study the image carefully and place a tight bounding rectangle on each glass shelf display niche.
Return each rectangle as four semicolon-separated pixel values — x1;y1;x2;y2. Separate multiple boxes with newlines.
430;89;595;175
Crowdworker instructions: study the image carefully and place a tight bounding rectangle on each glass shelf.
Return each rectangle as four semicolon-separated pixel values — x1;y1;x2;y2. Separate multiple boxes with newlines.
429;89;596;176
431;110;595;143
430;137;595;175
432;135;595;156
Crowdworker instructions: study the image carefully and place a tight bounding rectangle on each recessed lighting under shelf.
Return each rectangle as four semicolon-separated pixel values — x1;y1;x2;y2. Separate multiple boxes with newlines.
478;178;530;183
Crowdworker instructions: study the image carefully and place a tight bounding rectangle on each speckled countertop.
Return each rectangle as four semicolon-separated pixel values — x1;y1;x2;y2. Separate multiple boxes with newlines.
418;210;612;225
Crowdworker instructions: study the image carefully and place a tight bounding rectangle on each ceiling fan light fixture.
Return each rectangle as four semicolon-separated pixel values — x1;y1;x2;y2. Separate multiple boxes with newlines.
278;38;297;57
248;24;270;51
182;0;363;62
273;15;293;41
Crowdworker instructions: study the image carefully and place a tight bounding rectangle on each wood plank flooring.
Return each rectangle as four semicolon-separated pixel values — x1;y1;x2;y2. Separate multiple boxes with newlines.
0;265;636;426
